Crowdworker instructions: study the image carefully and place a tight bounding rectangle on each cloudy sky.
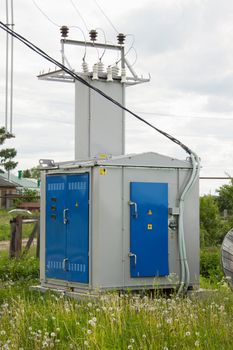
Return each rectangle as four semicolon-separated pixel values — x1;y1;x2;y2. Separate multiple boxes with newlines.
0;0;233;194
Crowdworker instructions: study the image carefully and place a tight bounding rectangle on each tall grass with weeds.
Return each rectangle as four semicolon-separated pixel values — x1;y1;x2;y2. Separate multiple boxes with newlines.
0;251;233;349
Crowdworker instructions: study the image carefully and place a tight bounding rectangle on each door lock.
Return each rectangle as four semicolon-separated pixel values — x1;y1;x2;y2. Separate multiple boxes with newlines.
63;208;69;224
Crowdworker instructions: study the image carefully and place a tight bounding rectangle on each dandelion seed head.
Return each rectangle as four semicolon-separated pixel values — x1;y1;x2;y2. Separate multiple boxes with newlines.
88;320;96;327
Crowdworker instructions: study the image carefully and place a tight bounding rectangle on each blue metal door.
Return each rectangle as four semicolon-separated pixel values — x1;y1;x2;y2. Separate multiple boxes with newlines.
66;174;89;283
129;182;169;278
46;175;67;280
45;173;89;283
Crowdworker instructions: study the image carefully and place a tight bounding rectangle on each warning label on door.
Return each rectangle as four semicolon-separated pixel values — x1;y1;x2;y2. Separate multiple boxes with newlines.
148;224;153;230
99;168;107;175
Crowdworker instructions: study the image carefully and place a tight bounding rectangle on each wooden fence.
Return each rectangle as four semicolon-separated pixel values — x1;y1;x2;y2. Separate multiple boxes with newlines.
9;215;40;258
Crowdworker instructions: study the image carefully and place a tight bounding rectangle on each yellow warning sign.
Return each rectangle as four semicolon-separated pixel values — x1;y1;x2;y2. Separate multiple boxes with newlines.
99;153;107;159
75;202;79;208
99;168;107;175
148;224;153;230
147;210;153;215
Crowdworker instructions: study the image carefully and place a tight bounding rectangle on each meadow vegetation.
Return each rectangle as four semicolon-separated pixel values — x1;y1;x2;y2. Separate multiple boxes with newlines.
0;250;231;350
0;180;232;348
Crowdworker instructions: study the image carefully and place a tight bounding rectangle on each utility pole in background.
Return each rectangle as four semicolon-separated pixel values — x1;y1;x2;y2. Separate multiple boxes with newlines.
5;0;14;134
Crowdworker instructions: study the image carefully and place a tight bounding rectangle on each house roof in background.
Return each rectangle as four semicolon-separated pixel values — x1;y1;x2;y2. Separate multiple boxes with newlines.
0;176;18;188
1;173;39;190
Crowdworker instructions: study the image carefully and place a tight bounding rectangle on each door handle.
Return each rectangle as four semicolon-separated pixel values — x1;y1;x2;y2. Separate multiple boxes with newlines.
62;258;68;271
128;201;138;218
63;208;69;224
128;252;137;266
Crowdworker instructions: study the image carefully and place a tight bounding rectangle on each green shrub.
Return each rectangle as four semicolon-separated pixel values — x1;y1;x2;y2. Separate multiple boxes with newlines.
0;253;39;281
200;247;224;284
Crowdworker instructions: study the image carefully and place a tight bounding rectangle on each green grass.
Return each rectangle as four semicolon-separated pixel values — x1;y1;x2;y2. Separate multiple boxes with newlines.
0;209;37;241
0;249;233;349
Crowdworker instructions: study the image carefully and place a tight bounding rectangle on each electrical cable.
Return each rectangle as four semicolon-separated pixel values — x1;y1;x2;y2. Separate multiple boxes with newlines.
0;21;200;294
69;0;89;33
32;0;60;27
95;27;107;61
127;46;138;67
93;0;118;34
124;34;135;57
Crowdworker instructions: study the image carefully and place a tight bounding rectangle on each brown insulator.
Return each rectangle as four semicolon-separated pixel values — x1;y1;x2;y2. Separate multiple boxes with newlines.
89;29;98;42
117;33;126;45
60;26;69;38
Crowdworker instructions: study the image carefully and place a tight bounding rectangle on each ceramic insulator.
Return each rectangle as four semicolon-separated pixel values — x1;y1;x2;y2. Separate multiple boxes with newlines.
82;61;89;75
92;63;99;80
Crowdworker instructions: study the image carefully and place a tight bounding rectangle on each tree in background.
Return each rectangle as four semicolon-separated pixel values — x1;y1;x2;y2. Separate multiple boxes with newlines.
200;195;222;247
0;127;18;172
22;167;40;179
216;178;233;215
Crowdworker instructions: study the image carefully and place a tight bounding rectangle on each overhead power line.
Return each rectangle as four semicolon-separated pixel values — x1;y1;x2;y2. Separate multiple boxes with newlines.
0;21;195;156
32;0;60;27
69;0;89;32
137;111;233;121
93;0;119;34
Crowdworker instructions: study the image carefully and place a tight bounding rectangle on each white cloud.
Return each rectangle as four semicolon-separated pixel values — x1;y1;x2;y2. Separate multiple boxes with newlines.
0;0;233;194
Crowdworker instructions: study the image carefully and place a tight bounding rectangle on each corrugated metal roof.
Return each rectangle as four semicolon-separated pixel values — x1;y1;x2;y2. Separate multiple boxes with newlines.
1;173;39;189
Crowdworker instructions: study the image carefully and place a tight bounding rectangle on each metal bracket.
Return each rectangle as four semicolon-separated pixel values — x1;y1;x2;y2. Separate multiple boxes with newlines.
39;159;57;170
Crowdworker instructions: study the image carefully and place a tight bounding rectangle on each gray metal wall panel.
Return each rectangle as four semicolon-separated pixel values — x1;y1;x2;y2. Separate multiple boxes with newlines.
40;172;46;282
75;82;90;159
91;167;124;288
75;80;124;159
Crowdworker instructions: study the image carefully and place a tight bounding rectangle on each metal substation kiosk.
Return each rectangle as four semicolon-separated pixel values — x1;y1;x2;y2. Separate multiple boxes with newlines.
36;28;199;296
